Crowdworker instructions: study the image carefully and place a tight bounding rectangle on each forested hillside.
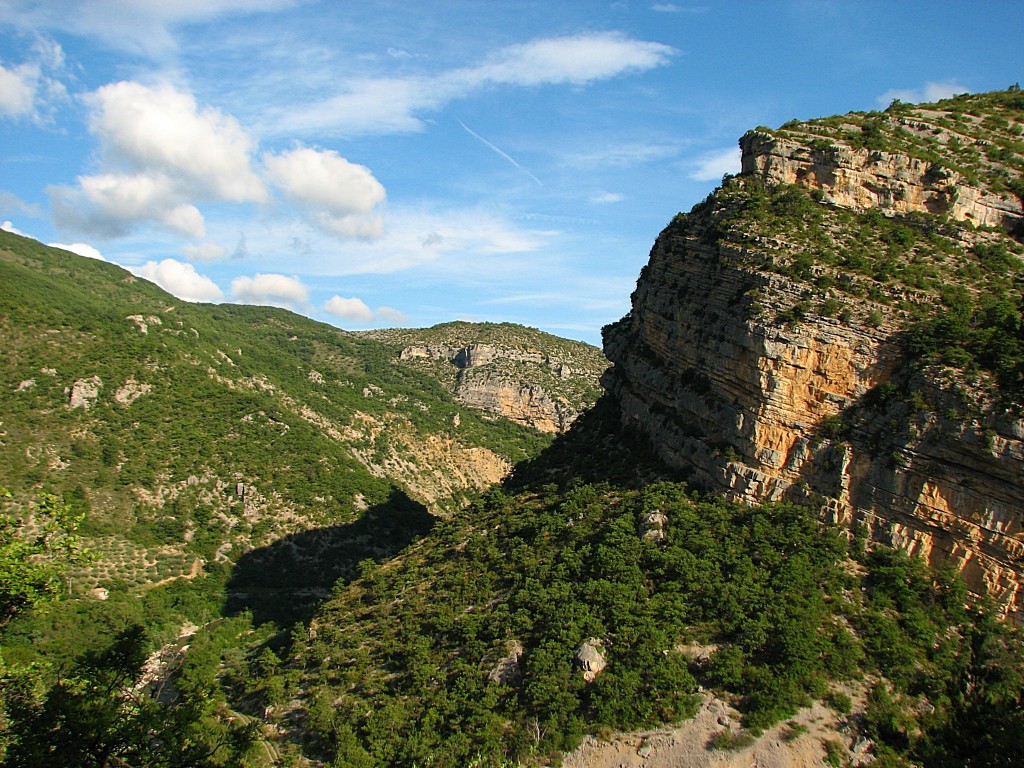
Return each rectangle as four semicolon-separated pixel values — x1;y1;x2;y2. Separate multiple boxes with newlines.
3;90;1024;768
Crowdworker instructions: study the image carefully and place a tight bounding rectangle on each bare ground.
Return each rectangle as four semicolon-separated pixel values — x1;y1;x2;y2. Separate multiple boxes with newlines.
562;692;871;768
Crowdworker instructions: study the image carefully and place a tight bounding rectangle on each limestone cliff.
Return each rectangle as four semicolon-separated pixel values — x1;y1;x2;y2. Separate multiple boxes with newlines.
603;89;1024;620
362;322;608;433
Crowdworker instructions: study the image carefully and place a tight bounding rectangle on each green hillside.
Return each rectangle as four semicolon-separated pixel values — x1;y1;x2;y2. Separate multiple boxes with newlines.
0;227;604;631
3;90;1024;768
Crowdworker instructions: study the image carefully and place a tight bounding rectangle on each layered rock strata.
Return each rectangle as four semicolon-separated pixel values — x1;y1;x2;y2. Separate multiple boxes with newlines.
604;94;1024;620
399;341;592;433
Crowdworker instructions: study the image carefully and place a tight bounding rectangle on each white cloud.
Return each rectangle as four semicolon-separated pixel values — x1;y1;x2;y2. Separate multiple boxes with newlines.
89;81;266;202
51;172;207;238
322;296;408;326
49;241;106;260
688;146;741;182
0;0;297;58
49;81;266;239
231;273;309;309
1;220;27;235
457;33;675;89
590;192;625;204
0;63;37;118
375;306;407;324
133;258;224;302
183;242;227;261
323;295;374;322
264;146;386;239
272;33;675;137
877;80;969;107
0;40;67;121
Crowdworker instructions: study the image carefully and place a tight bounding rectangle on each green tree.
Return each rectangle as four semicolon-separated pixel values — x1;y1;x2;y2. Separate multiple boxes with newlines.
0;489;88;626
6;625;255;767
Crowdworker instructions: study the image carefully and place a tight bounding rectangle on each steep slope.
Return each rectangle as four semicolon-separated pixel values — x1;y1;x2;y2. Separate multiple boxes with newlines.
0;230;601;601
358;322;607;433
602;88;1024;620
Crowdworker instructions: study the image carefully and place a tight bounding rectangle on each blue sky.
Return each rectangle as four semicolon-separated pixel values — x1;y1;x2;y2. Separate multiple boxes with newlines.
1;1;1021;345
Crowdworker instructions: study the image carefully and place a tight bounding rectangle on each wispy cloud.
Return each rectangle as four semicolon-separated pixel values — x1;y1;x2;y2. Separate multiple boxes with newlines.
688;146;740;182
877;80;969;107
269;32;676;137
564;141;681;170
0;0;299;58
0;37;69;123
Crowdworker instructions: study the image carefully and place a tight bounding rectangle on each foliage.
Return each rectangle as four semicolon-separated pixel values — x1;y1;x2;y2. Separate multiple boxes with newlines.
3;624;257;767
0;488;88;627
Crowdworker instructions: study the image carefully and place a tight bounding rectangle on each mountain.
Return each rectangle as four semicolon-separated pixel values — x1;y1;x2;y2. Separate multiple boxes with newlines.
4;89;1024;768
253;88;1024;768
357;322;607;434
0;229;605;613
603;88;1024;621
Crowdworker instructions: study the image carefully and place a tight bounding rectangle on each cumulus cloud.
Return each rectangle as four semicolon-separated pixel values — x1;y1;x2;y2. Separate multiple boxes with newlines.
323;296;408;326
273;33;675;137
49;81;266;239
877;80;969;107
89;81;266;202
265;146;386;239
51;172;207;238
1;220;27;235
375;306;407;324
133;258;224;302
323;295;373;322
49;241;106;260
688;146;741;182
231;273;309;309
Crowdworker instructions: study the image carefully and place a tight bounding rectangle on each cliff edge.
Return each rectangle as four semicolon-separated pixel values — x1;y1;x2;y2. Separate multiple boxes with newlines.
603;89;1024;620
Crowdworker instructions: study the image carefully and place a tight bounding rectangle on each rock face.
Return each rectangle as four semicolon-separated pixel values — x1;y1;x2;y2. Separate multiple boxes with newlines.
379;324;607;434
400;342;582;431
68;376;102;409
604;91;1024;620
740;130;1023;232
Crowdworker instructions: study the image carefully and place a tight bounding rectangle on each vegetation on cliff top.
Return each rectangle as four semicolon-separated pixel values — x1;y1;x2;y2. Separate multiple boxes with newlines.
690;88;1024;402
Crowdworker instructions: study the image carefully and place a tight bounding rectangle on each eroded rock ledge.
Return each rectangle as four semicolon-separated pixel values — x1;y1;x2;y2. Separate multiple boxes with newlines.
604;94;1024;620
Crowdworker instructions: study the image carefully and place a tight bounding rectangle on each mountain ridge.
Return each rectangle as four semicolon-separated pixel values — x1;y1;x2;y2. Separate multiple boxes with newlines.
603;88;1024;620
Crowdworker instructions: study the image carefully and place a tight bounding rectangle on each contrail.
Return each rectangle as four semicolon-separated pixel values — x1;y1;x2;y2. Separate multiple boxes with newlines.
457;119;543;186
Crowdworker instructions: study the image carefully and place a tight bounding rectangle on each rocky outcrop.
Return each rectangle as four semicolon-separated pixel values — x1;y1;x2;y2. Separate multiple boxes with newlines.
114;377;151;405
574;639;607;683
455;370;576;433
68;376;102;409
741;130;1023;232
604;93;1024;620
396;336;603;433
